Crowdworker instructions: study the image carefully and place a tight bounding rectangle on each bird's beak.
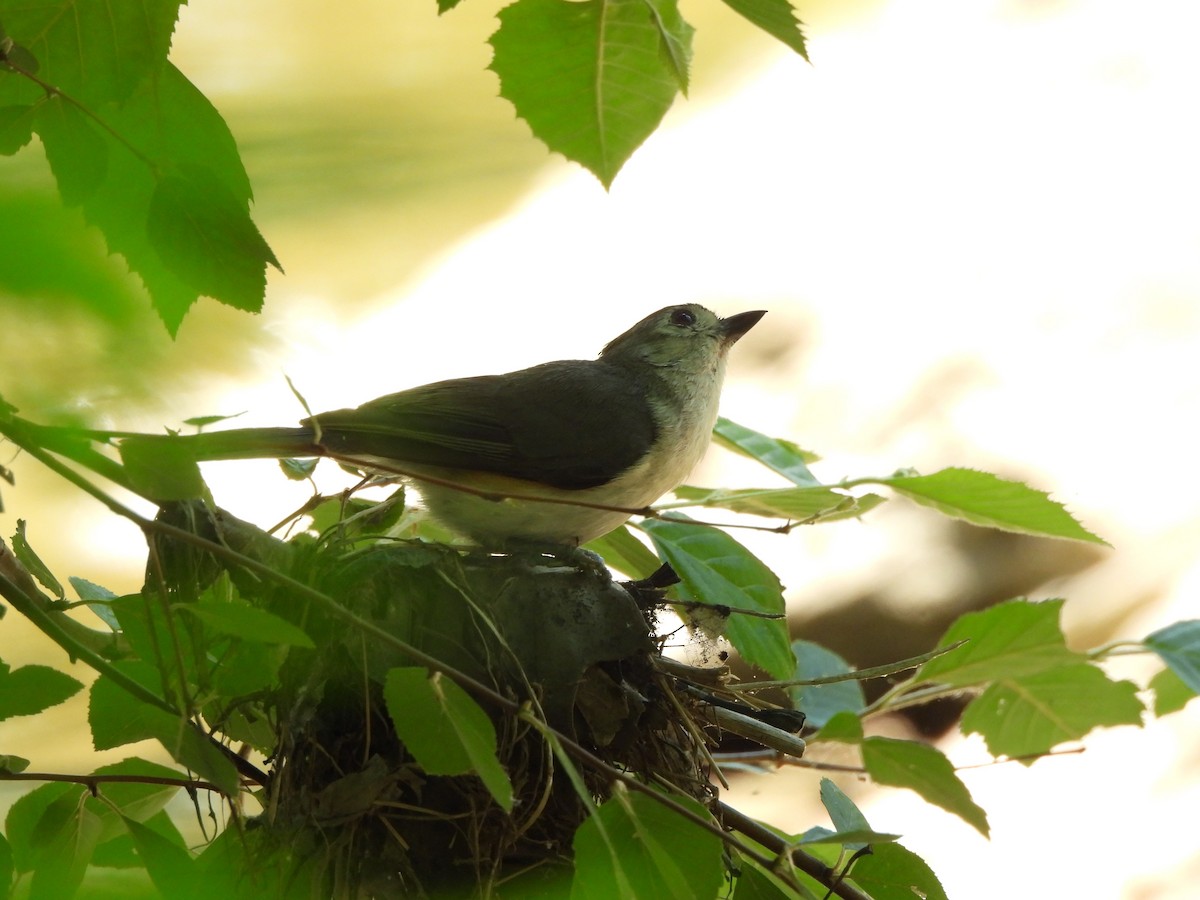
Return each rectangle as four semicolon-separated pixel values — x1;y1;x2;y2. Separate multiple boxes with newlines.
720;310;767;345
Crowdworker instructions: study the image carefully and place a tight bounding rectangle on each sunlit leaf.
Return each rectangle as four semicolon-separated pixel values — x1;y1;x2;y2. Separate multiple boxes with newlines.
961;664;1143;761
490;0;691;187
862;738;989;836
673;484;884;523
639;516;793;679
914;599;1081;687
713;417;820;485
850;842;949;900
877;468;1107;544
717;0;808;59
586;525;662;580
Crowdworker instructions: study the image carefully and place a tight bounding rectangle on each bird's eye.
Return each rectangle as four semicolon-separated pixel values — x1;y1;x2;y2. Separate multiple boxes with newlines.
670;308;697;328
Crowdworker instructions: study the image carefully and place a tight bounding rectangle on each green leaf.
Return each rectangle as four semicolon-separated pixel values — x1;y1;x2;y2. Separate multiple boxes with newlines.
119;435;206;501
672;485;885;523
383;667;513;811
1144;620;1200;693
34;96;109;206
490;0;692;187
1150;667;1196;716
717;0;808;59
914;599;1082;687
789;640;865;728
178;601;314;648
0;104;35;155
4;782;75;873
70;63;271;334
639;516;794;679
0;754;30;774
0;831;11;896
12;519;64;599
571;790;723;900
811;710;863;744
84;759;185;845
0;660;83;720
961;663;1144;761
29;786;104;899
88;671;240;794
120;815;197;897
862;738;989;836
69;576;121;630
876;468;1107;544
713;418;820;485
794;826;900;846
0;0;183;107
147;164;280;311
849;841;949;900
818;778;872;850
585;525;662;580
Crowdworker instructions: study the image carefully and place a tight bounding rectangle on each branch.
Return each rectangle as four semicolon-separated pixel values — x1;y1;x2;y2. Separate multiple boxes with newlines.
0;771;224;794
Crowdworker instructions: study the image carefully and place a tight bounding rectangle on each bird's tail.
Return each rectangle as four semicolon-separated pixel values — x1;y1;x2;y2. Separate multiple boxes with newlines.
123;427;322;462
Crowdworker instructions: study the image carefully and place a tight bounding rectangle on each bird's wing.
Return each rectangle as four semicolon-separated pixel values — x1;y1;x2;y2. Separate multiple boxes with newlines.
308;361;657;489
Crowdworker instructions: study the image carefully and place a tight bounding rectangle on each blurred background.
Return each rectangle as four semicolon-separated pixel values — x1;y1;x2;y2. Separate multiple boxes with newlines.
2;0;1198;896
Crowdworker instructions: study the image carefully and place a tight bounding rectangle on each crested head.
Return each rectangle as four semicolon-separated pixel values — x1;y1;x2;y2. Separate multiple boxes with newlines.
600;304;766;372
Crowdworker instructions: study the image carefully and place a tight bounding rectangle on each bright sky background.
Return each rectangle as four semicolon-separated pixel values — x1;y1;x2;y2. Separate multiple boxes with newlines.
4;0;1199;895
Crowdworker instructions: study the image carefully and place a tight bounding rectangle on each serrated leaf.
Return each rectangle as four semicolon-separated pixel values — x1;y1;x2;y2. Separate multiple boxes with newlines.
718;0;808;59
849;841;949;900
914;598;1081;687
862;737;989;836
384;667;513;811
88;672;240;794
961;663;1144;761
66;63;271;334
1144;620;1200;693
585;524;662;580
639;516;794;679
12;519;64;599
0;0;182;107
69;576;121;630
877;467;1107;544
673;485;884;523
490;0;691;187
178;601;314;648
0;661;83;721
147;164;280;311
1150;668;1195;716
713;417;820;486
571;791;723;900
790;640;865;728
0;104;35;154
34;96;108;206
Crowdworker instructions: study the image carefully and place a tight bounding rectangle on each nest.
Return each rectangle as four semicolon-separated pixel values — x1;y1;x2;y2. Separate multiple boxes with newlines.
256;543;725;897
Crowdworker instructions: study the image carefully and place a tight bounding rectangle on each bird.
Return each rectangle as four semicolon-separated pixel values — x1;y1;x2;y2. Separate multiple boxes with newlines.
139;304;764;548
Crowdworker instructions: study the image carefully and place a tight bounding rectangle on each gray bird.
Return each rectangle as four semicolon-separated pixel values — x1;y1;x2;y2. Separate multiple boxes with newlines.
142;304;764;547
